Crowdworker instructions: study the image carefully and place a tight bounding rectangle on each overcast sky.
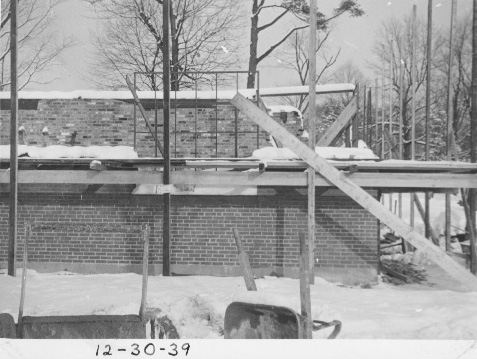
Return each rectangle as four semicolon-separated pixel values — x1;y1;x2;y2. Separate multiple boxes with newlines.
36;0;474;91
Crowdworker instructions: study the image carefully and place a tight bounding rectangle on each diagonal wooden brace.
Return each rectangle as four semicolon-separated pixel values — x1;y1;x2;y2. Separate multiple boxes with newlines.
126;76;164;157
231;93;477;291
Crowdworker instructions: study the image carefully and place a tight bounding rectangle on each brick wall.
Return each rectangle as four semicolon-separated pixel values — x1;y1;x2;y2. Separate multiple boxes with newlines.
0;185;378;285
0;98;303;158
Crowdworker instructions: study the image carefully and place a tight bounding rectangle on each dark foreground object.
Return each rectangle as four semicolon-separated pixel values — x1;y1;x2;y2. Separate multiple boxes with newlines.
224;302;341;339
20;315;145;339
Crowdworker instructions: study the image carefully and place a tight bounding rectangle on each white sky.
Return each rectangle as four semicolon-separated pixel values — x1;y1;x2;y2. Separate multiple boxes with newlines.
31;0;474;91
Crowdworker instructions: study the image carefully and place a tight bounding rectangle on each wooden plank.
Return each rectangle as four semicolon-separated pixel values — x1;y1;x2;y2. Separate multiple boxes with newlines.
412;194;440;245
460;189;477;274
139;224;150;321
299;232;312;339
3;157;477;173
126;76;164;157
232;228;257;291
317;96;358;147
2;170;477;189
231;92;477;290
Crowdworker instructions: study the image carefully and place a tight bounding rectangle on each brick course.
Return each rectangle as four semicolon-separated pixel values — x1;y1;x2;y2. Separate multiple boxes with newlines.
0;185;378;284
0;98;302;157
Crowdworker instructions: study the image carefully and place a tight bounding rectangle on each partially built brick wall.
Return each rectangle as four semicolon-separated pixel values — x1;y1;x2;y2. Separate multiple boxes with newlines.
0;97;302;157
0;184;378;285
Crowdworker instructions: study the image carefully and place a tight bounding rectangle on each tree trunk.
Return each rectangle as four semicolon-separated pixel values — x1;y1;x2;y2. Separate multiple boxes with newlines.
247;0;259;89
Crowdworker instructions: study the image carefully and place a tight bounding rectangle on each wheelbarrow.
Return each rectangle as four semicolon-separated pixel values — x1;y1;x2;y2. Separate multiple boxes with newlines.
224;302;341;339
0;222;151;339
224;230;342;339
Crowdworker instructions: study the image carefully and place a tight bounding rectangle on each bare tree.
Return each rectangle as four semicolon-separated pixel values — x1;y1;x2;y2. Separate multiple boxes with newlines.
0;0;74;90
274;29;340;113
434;14;473;158
370;15;445;159
86;0;246;91
246;0;363;89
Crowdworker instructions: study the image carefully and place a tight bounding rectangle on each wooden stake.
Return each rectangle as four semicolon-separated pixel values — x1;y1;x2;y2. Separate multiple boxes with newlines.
381;55;386;158
231;93;477;290
139;224;150;321
233;228;257;291
425;0;433;242
17;221;30;338
299;232;313;338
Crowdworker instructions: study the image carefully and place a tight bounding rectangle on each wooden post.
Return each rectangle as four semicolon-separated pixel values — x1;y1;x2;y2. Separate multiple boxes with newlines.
163;0;171;276
307;0;317;285
375;78;379;156
352;83;360;146
381;56;385;158
413;194;440;245
460;190;477;274
139;224;150;321
389;42;394;160
470;0;477;274
231;92;477;290
425;0;433;241
233;228;257;291
17;221;30;338
410;5;417;234
363;85;367;145
367;88;372;147
8;0;18;277
299;232;313;339
446;0;457;252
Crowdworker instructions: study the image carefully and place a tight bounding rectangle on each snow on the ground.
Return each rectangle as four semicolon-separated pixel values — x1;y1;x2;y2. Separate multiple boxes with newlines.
0;145;138;159
1;266;476;339
251;143;379;161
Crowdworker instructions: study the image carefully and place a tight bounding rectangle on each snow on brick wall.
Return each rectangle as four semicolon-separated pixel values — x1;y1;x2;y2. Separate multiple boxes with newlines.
0;185;377;278
0;98;301;158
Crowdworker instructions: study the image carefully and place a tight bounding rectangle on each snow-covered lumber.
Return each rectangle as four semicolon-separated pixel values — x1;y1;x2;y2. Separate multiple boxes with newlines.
231;92;477;291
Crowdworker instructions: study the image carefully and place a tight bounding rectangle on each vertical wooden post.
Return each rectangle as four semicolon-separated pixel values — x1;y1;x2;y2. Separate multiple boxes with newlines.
8;0;18;277
399;43;404;159
375;78;379;155
410;5;417;231
363;85;367;146
425;0;433;241
446;0;457;251
381;56;385;158
307;0;317;285
470;0;477;273
139;224;150;321
163;0;171;276
17;221;30;338
389;42;394;160
299;232;312;339
367;88;372;147
352;83;360;146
